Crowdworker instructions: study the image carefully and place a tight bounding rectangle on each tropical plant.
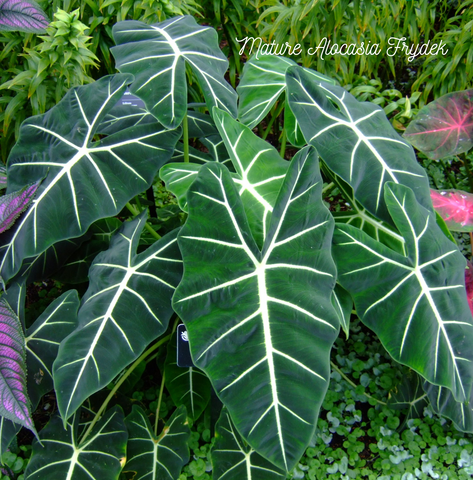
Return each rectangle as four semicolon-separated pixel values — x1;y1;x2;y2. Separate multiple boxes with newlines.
0;7;98;163
412;0;473;105
0;14;473;480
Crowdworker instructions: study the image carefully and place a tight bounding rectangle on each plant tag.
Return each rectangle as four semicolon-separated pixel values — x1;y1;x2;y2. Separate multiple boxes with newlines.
120;89;145;108
177;324;194;368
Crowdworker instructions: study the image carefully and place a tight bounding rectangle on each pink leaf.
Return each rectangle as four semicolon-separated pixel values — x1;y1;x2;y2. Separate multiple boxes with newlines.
466;260;473;317
404;90;473;160
430;188;473;232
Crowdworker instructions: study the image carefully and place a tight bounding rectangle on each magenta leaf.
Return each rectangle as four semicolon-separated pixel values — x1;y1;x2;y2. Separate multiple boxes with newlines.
0;181;39;234
404;89;473;160
0;0;49;33
0;297;35;434
430;188;473;232
466;260;473;317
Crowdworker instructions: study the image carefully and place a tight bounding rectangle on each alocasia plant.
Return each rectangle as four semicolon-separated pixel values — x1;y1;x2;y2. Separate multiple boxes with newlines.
0;14;472;480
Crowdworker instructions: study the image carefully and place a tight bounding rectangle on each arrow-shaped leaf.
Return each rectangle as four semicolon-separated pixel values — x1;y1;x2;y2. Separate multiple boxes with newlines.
0;286;79;453
124;405;190;480
211;407;286;480
237;55;297;129
333;182;473;402
238;55;334;147
404;89;473;160
173;147;339;471
112;16;237;129
161;109;289;247
11;235;89;285
24;406;127;480
0;73;180;283
53;214;182;421
286;66;432;223
25;290;79;408
0;0;49;33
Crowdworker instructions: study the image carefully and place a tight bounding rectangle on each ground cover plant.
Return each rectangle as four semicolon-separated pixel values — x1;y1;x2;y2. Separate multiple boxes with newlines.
1;12;473;480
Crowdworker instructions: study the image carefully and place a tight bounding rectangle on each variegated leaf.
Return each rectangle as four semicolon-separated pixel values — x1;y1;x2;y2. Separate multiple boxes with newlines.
404;89;473;160
112;16;237;129
53;214;182;421
173;147;339;471
286;66;433;224
212;408;286;480
24;406;127;480
320;163;406;255
333;182;473;403
124;405;190;480
388;371;428;420
0;74;180;283
161;109;289;247
237;55;334;148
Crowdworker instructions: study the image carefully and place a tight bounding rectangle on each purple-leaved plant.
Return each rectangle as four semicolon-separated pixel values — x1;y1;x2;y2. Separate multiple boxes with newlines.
0;181;39;234
0;297;35;434
0;0;49;33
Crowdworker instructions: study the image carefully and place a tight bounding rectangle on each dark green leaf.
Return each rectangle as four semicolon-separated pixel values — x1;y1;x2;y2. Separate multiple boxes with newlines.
173;147;339;471
212;407;286;480
124;405;190;480
53;214;182;421
112;16;237;129
24;406;127;480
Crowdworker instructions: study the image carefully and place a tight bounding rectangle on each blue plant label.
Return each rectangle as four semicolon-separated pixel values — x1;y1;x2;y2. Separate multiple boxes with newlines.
177;324;194;368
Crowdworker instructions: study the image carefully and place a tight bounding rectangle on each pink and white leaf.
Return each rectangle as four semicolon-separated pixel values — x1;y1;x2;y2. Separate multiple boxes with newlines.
404;90;473;160
430;188;473;232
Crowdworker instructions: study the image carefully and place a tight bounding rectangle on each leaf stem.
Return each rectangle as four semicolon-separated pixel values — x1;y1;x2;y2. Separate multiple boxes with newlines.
330;361;387;405
154;372;166;435
321;182;335;195
279;129;287;159
262;101;285;140
125;202;161;240
79;334;172;445
153;318;179;435
183;111;189;163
